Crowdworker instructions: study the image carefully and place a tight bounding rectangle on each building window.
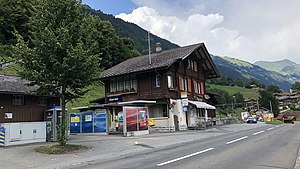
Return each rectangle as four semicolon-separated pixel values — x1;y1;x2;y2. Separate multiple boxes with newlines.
110;79;117;92
179;76;188;91
182;78;187;91
187;59;198;72
156;75;161;87
38;97;47;106
109;76;137;93
117;78;124;91
188;59;194;70
12;95;24;105
194;81;204;94
124;76;131;89
131;76;137;90
167;75;174;89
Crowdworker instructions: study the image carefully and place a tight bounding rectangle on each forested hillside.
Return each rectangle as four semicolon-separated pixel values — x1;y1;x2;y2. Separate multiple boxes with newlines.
84;5;179;54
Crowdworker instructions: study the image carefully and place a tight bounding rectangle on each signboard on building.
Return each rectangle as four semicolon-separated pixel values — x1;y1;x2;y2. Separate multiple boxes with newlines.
108;96;122;102
182;99;188;106
180;91;187;98
4;112;12;119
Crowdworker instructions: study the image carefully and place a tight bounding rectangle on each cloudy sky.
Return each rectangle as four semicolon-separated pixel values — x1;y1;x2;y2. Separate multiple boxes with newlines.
82;0;300;64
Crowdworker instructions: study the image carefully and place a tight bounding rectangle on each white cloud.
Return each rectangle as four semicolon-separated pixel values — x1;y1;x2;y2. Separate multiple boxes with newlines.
117;0;300;64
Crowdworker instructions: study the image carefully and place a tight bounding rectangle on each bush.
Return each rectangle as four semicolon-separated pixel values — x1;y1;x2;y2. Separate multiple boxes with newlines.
265;119;284;125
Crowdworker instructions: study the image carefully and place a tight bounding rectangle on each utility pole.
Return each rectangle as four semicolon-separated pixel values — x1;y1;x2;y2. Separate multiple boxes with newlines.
269;100;273;113
148;30;151;65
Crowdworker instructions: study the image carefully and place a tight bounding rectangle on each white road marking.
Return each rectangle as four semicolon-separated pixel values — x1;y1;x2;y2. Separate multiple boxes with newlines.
252;130;265;136
157;148;214;166
275;125;280;128
267;127;274;131
226;136;248;145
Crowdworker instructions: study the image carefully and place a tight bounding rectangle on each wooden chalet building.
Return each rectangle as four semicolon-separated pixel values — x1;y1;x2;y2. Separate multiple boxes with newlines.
99;43;219;131
0;74;60;123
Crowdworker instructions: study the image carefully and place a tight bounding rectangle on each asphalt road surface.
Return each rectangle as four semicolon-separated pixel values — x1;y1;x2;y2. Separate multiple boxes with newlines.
69;124;300;169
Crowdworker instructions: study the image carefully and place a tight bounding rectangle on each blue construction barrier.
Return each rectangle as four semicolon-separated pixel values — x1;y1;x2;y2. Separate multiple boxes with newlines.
70;110;107;134
0;126;5;146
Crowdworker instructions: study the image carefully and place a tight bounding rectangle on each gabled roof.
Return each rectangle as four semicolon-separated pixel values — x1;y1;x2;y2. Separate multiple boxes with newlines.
0;74;38;94
100;43;219;79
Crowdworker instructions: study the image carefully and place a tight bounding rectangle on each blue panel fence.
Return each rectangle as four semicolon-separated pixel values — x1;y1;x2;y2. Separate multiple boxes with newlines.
70;110;107;134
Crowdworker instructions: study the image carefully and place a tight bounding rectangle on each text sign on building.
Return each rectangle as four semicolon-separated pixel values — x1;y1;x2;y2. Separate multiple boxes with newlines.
182;99;188;107
180;91;187;98
108;96;122;102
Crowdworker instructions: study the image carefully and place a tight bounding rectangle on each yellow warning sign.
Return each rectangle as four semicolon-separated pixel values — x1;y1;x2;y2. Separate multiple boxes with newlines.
71;116;80;123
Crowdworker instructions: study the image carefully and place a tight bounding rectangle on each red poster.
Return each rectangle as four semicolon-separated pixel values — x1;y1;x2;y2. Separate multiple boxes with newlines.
125;108;137;132
138;107;148;131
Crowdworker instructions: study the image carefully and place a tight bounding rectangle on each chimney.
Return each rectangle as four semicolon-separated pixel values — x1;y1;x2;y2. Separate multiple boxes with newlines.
156;42;162;53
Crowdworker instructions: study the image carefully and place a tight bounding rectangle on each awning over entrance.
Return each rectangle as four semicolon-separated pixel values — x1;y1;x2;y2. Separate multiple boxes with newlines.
188;101;216;109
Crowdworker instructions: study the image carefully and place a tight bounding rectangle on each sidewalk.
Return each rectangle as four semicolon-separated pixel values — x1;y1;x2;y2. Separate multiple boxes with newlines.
0;123;276;169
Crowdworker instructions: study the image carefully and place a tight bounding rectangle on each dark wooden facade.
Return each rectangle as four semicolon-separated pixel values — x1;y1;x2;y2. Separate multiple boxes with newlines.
102;55;207;104
0;93;60;123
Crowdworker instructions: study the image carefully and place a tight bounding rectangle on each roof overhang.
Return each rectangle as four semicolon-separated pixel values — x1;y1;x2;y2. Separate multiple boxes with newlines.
72;100;157;111
188;100;216;109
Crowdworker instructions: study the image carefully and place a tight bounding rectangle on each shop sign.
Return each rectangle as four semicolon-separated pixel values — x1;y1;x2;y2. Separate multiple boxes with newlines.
108;96;122;102
182;106;188;112
182;99;188;107
180;91;187;98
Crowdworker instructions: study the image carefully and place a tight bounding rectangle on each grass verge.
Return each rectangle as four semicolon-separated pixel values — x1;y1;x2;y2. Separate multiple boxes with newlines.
35;144;90;155
265;119;284;125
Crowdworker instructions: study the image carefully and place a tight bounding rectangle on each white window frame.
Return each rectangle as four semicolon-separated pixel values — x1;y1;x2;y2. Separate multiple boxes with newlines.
156;75;161;87
167;75;174;89
182;78;188;91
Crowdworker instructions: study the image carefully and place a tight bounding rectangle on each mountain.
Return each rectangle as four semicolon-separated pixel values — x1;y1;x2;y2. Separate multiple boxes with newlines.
254;59;300;77
212;56;295;91
84;6;179;54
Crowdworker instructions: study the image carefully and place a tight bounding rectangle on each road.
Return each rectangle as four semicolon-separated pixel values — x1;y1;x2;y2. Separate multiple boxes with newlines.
68;124;300;169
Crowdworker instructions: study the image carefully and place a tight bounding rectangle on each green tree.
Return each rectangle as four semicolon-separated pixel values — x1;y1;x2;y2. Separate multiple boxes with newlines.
14;0;107;145
258;90;279;117
234;78;244;87
0;0;34;64
266;85;281;93
233;92;244;107
292;82;300;92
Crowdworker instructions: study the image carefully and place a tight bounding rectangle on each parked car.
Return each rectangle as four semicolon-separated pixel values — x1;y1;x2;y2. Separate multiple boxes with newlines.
246;117;257;123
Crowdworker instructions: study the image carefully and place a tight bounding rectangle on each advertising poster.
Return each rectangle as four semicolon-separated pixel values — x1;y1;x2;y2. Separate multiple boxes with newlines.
138;108;148;131
125;107;138;132
123;107;149;133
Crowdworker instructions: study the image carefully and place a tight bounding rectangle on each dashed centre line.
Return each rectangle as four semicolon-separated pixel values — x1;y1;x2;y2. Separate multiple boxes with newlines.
226;136;248;145
158;125;281;167
252;130;265;135
157;148;214;166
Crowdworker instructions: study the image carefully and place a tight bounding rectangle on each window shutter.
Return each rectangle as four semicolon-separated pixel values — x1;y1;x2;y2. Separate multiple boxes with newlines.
179;76;183;90
194;61;198;72
187;79;192;92
193;80;197;93
201;82;205;94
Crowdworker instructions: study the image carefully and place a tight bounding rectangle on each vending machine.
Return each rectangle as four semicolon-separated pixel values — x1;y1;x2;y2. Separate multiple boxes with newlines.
44;106;63;142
